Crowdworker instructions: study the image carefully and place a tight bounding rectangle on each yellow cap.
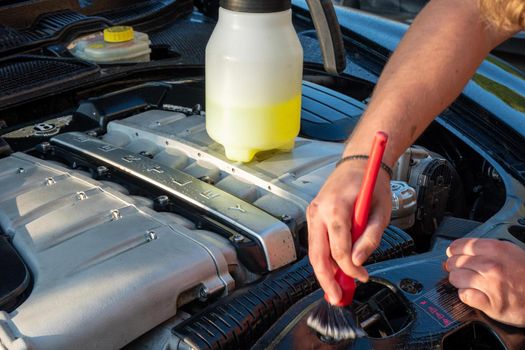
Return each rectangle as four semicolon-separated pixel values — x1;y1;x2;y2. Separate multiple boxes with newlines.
103;26;134;43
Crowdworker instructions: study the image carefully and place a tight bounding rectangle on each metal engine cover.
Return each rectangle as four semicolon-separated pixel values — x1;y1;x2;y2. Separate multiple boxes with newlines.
99;109;416;232
0;153;234;350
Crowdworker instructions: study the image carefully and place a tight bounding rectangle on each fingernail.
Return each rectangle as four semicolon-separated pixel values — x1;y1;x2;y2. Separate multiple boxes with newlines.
446;247;452;257
329;295;340;305
355;252;366;266
329;290;342;305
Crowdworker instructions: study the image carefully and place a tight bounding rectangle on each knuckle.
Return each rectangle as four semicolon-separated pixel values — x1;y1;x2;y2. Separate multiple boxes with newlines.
331;246;350;262
307;202;319;217
380;212;390;226
329;204;342;217
447;256;457;268
308;249;323;265
329;220;346;235
448;270;460;286
365;233;381;249
493;298;506;316
486;260;503;275
489;242;503;254
310;260;330;277
495;240;516;255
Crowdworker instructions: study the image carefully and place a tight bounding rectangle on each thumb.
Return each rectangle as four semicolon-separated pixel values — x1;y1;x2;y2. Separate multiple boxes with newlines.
351;207;389;266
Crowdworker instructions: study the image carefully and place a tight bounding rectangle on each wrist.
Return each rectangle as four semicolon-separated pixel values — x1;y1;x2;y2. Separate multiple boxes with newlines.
336;155;393;179
343;137;399;169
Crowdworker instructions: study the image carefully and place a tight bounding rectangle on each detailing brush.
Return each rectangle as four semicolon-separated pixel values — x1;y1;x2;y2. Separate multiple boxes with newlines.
307;131;389;341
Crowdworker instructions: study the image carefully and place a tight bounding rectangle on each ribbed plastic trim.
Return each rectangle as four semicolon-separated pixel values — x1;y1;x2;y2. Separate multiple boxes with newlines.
220;0;290;13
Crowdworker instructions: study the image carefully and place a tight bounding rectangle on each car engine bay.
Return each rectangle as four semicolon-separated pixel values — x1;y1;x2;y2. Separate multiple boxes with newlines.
0;76;517;349
0;1;524;349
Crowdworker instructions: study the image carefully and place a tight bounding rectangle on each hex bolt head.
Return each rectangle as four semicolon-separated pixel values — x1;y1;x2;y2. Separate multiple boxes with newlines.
399;278;423;295
96;166;109;177
110;209;122;221
76;191;88;201
45;177;56;186
17;167;25;174
154;195;170;208
281;214;292;223
145;230;158;242
198;286;209;301
193;104;203;114
233;234;244;243
37;142;52;154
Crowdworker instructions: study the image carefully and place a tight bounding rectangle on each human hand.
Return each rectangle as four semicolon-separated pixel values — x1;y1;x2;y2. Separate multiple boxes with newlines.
446;238;525;327
307;160;392;305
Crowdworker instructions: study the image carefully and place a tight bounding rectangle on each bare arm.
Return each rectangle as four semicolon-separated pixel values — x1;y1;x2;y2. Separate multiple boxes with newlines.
308;0;516;304
345;0;513;166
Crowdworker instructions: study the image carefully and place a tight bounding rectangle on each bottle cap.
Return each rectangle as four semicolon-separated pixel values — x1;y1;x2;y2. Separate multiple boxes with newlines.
103;26;134;43
220;0;291;13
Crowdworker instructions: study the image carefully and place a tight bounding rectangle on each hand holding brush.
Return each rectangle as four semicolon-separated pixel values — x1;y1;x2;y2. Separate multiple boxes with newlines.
307;131;389;341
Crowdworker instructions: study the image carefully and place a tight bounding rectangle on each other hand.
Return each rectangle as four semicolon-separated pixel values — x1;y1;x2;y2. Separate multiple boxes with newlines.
446;237;525;327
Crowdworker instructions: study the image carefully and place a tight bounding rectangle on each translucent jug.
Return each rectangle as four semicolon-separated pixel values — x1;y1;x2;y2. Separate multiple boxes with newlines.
205;0;346;162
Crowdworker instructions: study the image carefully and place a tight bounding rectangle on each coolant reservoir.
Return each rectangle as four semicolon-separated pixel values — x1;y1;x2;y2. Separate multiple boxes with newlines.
205;1;303;162
68;26;151;63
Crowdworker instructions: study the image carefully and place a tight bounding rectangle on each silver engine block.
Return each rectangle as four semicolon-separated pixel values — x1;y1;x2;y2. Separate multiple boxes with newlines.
0;109;423;350
0;153;234;350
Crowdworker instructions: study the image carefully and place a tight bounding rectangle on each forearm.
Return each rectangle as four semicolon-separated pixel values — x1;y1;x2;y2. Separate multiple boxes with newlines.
344;0;514;166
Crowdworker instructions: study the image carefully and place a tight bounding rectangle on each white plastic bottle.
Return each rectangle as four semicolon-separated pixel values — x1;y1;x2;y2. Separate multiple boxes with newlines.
205;1;303;162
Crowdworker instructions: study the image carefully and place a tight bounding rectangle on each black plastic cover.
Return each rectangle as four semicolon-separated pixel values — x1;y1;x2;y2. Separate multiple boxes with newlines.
0;55;99;103
0;236;30;311
220;0;291;13
253;252;525;350
171;226;413;350
300;81;364;142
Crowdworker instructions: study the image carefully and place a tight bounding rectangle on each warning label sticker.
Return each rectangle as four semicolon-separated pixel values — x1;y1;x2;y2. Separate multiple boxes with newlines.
415;279;473;328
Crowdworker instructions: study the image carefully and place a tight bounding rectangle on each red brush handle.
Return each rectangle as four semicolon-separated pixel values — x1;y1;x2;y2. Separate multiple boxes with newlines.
328;131;389;307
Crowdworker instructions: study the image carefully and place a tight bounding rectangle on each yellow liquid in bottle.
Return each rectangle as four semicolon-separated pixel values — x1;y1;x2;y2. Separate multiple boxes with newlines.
206;95;301;162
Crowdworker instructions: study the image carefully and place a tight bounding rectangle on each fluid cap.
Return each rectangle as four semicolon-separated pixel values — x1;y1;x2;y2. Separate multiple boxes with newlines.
220;0;291;13
104;26;134;43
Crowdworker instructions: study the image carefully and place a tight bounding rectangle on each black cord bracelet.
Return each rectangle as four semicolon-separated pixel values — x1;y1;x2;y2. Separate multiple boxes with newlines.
336;155;394;179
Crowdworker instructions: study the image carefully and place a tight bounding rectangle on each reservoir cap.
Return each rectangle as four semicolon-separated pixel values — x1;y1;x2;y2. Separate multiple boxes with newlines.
220;0;291;13
104;26;134;43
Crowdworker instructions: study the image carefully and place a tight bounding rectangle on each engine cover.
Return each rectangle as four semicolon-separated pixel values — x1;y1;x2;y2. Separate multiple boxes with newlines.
97;109;415;231
0;153;234;350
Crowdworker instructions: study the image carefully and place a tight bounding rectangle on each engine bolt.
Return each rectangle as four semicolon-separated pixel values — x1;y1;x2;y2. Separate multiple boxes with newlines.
86;130;98;137
192;104;202;114
399;278;423;295
198;286;209;301
96;166;109;177
281;214;292;223
154;195;170;208
76;191;87;201
38;142;52;154
17;167;25;174
489;167;501;182
139;151;153;159
145;230;158;242
45;177;56;186
518;218;525;226
233;234;244;243
110;209;122;221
